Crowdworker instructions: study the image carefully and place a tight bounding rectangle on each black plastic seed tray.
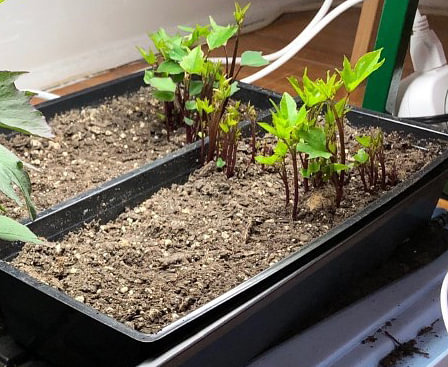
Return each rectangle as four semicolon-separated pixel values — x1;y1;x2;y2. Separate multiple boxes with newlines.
0;76;447;367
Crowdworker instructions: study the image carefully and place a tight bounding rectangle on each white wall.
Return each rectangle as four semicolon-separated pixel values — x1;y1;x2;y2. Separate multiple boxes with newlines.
0;0;322;90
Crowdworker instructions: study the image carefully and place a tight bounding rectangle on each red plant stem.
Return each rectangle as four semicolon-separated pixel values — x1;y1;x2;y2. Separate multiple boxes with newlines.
279;162;290;207
227;132;237;178
359;166;368;192
330;101;347;204
224;45;229;75
303;154;309;192
374;165;378;186
369;151;375;187
221;132;229;164
226;145;232;178
207;112;220;162
335;116;346;185
290;150;299;220
200;114;208;164
233;65;243;81
332;172;343;207
378;150;386;189
250;119;256;163
231;132;237;176
229;26;241;81
163;101;172;141
389;163;398;186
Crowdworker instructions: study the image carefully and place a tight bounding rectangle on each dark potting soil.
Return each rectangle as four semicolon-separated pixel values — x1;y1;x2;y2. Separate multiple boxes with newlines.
0;87;185;219
376;318;440;367
12;128;447;334
379;332;430;367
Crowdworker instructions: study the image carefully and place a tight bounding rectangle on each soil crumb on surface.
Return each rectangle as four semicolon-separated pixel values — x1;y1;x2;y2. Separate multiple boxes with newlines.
379;330;430;367
12;127;447;334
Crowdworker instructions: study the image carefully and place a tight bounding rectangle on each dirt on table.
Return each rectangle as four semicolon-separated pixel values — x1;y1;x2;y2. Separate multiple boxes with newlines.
379;330;430;367
12;127;447;334
0;87;185;219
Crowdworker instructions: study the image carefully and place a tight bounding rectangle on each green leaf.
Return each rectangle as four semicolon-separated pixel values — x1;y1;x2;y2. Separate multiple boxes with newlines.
230;81;240;97
0;71;53;138
168;45;189;62
178;25;195;33
234;2;251;24
279;92;298;123
147;77;177;92
180;46;204;74
185;100;197;111
206;17;238;50
150;28;188;61
189;80;203;96
274;141;288;157
137;46;156;65
332;163;351;172
301;162;321;178
157;60;184;74
309;161;321;174
296;127;332;159
143;70;155;84
275;123;292;141
216;157;226;168
0;144;36;219
287;76;304;100
219;120;229;133
355;135;372;148
196;98;214;114
0;215;42;244
354;148;369;164
184;116;194;126
240;51;269;67
334;97;348;118
296;143;332;159
301;168;311;178
258;122;277;136
255;154;280;165
288;71;326;108
152;90;175;102
339;49;385;93
182;24;211;48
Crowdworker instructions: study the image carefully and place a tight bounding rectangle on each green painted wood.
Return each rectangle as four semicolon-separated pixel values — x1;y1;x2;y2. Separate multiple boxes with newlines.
363;0;419;112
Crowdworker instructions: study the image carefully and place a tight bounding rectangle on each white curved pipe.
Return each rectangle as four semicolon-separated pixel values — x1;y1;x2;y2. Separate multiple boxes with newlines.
210;0;334;64
21;89;60;101
441;271;448;333
265;0;334;61
242;0;364;84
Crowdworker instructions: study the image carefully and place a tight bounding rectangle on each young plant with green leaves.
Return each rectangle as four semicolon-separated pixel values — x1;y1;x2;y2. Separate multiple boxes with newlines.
257;49;386;218
138;2;268;144
256;94;313;219
353;129;388;192
0;71;53;244
289;49;384;207
195;76;255;177
218;102;242;178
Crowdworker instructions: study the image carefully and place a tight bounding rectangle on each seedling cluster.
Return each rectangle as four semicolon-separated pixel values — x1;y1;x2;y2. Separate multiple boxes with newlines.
139;3;266;176
256;49;391;219
140;4;390;218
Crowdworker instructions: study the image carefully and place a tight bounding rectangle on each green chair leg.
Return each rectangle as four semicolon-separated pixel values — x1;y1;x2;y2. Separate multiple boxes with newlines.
363;0;420;113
